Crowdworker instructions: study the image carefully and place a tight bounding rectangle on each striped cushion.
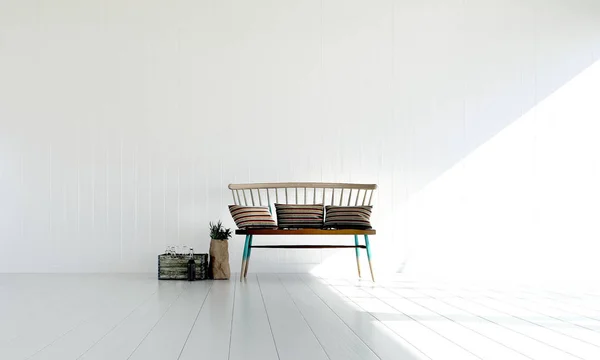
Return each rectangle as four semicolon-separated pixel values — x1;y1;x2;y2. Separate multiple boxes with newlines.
275;204;324;229
324;206;373;229
228;205;277;229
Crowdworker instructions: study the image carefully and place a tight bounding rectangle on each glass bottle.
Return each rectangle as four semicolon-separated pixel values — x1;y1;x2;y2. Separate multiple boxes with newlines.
187;247;196;281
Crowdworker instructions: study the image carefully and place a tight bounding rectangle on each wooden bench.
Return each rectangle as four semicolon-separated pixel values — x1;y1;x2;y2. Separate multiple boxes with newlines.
228;182;377;282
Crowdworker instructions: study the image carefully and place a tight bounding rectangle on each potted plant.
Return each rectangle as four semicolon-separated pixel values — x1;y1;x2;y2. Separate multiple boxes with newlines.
209;221;232;280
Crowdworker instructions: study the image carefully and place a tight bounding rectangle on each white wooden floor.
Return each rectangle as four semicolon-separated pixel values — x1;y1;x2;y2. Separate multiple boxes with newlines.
1;274;600;360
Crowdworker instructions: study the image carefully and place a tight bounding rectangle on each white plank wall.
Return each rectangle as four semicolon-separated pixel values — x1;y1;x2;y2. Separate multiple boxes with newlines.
1;0;600;289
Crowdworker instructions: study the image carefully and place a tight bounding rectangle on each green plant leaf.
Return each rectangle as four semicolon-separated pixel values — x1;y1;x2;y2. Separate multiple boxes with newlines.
209;220;232;240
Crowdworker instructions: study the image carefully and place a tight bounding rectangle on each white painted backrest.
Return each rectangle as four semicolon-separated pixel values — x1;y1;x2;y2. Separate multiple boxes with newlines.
228;183;377;207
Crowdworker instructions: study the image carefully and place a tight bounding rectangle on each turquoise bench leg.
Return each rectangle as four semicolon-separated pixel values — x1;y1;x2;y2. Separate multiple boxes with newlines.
244;235;253;278
354;235;362;278
364;234;375;282
240;235;250;282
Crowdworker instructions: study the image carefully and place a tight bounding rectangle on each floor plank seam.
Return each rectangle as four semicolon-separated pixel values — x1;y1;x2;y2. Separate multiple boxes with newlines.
467;291;592;335
177;281;215;360
523;297;600;325
478;293;600;346
75;286;160;360
25;282;157;360
276;274;332;360
520;292;600;318
24;317;89;360
446;291;594;357
3;279;119;356
311;276;433;360
300;275;386;360
227;274;238;360
404;284;586;359
256;274;282;360
371;284;536;360
125;283;189;360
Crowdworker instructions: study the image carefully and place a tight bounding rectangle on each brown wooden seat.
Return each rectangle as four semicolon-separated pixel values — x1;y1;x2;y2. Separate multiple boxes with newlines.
235;228;376;235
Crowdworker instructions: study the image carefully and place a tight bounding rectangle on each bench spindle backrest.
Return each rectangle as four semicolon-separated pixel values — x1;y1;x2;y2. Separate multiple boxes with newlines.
228;183;377;208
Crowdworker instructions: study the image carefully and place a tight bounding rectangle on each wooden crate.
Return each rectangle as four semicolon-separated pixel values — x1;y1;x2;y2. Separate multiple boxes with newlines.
158;254;208;280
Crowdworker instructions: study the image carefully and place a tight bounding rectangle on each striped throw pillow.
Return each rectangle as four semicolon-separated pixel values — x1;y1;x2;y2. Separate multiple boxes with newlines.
275;204;324;229
324;206;373;229
228;205;277;229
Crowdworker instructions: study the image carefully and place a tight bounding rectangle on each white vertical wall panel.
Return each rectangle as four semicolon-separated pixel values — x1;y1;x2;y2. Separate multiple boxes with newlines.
1;0;600;281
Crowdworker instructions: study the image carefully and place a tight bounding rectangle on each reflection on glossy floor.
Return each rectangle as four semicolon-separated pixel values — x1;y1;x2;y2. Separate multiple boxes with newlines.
1;273;599;360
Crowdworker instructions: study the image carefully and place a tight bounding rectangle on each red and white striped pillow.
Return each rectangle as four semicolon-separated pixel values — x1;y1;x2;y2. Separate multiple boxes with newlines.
228;205;277;229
